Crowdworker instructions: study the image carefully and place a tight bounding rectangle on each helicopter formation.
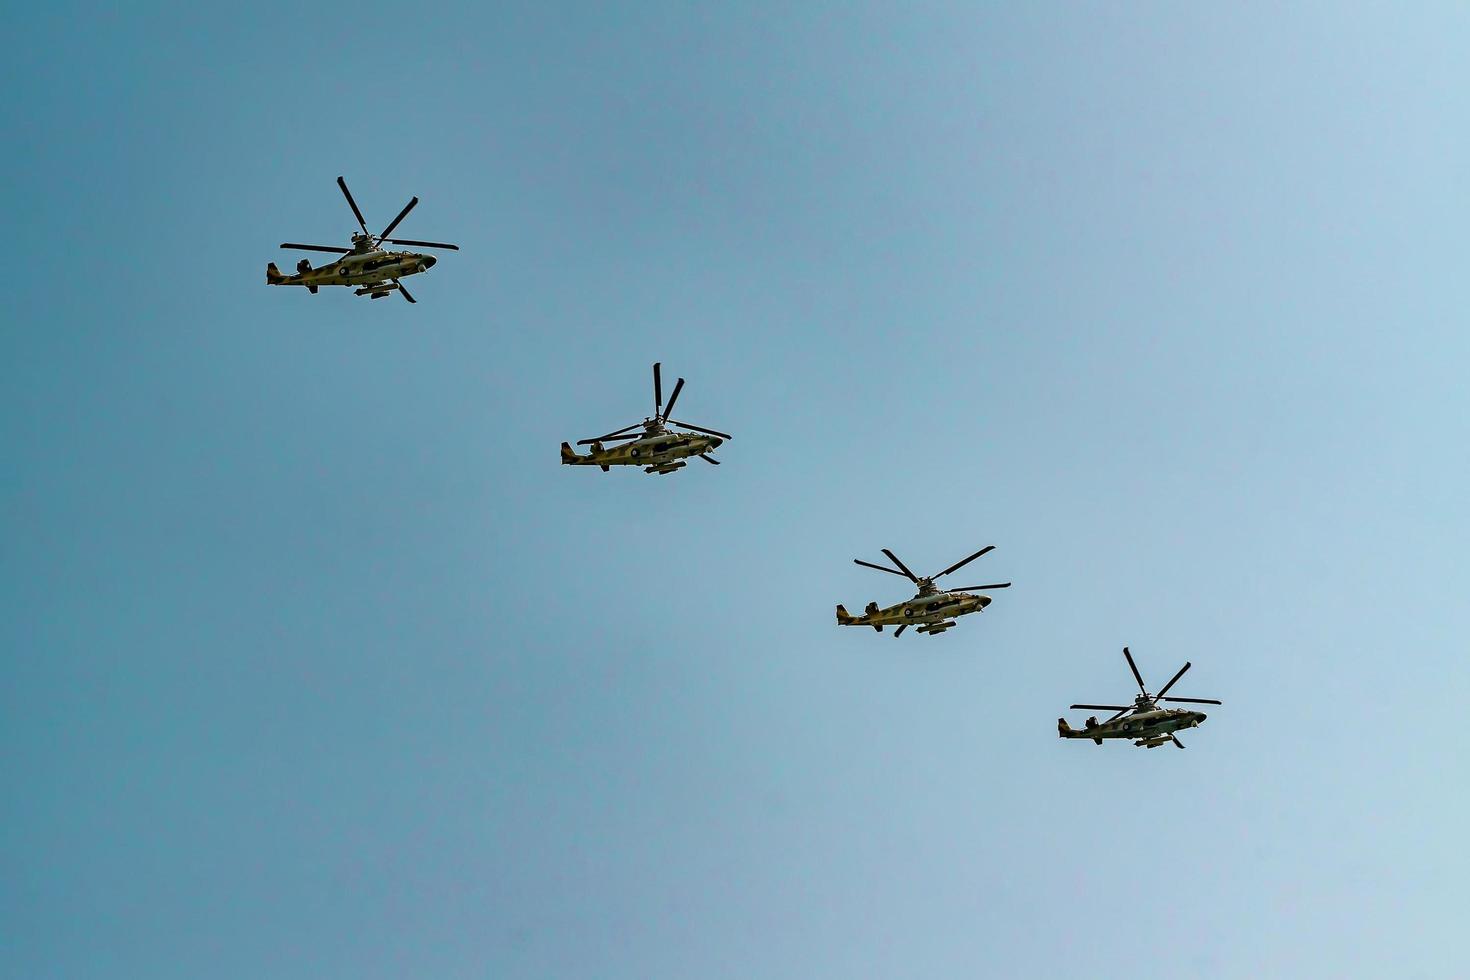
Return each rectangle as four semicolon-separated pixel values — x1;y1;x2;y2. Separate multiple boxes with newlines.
265;178;1224;752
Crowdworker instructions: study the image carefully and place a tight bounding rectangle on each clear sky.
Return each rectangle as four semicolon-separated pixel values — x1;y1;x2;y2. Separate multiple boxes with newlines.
4;3;1468;978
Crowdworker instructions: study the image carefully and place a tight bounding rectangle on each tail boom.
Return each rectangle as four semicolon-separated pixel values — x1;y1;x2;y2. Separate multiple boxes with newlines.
1059;718;1104;745
836;604;882;631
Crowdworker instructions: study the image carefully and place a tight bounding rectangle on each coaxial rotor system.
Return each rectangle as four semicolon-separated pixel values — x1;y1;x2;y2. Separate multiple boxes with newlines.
1069;647;1222;726
849;545;1012;636
853;545;1012;598
576;362;733;460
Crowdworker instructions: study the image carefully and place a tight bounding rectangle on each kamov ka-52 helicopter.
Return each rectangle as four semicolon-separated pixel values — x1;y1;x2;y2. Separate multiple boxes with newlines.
265;176;458;304
1059;647;1222;749
561;363;732;475
835;546;1011;637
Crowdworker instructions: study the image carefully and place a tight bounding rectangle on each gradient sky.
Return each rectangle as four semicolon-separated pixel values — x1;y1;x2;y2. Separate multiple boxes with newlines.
4;4;1469;978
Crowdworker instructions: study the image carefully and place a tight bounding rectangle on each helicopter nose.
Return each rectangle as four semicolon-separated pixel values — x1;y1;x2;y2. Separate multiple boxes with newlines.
708;436;723;448
422;255;436;269
1194;712;1207;724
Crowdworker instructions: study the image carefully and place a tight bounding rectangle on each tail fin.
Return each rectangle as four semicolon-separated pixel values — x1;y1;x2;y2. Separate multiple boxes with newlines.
1058;717;1074;738
560;442;579;464
836;604;853;625
266;262;284;284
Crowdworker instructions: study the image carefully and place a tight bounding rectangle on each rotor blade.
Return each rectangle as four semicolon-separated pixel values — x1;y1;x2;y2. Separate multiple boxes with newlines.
666;419;732;440
881;549;920;582
337;176;369;235
1070;704;1130;711
280;243;352;253
577;430;644;445
935;546;995;579
378;197;418;241
894;625;907;637
854;558;911;577
653;363;663;416
1154;662;1192;699
383;238;460;251
698;454;720;465
588;421;644;440
1170;735;1185;749
662;378;685;419
1105;707;1132;723
1123;647;1147;694
947;583;1012;591
576;436;632;446
1160;696;1221;705
392;279;415;304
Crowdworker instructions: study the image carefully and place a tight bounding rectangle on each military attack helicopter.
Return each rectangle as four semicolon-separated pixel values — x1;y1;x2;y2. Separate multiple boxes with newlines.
1059;647;1221;749
835;546;1011;637
561;363;732;475
265;176;458;303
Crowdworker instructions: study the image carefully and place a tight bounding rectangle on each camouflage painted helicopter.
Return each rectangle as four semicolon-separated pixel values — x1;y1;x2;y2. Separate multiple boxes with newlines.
1059;647;1221;749
835;546;1010;637
265;176;458;304
561;363;732;475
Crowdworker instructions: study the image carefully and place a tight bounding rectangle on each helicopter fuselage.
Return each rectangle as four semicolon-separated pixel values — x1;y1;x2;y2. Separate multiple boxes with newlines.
561;430;724;474
836;590;993;634
1058;707;1207;746
266;249;438;295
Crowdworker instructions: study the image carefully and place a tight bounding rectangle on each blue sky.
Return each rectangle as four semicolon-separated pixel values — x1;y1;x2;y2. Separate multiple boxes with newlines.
4;3;1468;977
